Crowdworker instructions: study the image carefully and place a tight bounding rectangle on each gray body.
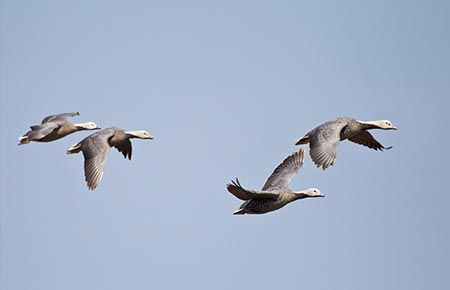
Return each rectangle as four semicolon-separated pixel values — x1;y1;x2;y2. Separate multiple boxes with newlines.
227;148;324;215
295;117;396;170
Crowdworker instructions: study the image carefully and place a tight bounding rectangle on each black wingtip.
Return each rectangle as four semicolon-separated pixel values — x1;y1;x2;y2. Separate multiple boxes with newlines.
228;177;243;189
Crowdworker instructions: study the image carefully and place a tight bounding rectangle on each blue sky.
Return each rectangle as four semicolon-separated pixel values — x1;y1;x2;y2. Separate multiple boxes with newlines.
1;0;449;289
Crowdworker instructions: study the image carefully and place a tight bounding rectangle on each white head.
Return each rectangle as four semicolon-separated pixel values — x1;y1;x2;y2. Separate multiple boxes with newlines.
375;119;397;130
295;188;325;198
125;130;154;139
75;122;101;130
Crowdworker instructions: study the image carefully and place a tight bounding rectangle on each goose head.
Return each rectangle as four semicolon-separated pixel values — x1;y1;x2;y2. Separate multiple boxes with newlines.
125;130;154;139
294;188;325;199
75;122;101;130
375;119;397;130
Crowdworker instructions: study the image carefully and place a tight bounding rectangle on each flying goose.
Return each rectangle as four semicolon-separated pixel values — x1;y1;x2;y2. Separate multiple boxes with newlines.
67;127;153;190
18;112;100;145
227;148;324;215
295;117;397;170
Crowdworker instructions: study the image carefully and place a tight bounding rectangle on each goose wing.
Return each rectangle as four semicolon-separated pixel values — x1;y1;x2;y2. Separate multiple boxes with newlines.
41;112;80;124
113;139;132;160
80;130;115;190
308;118;349;170
261;148;305;191
348;131;392;151
27;122;59;139
227;178;279;201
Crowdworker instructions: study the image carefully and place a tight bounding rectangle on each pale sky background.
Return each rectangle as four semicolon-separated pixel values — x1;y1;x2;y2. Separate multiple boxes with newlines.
1;0;449;289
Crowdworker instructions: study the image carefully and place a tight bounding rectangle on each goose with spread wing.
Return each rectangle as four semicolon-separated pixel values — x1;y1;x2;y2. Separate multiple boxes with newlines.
227;148;324;215
67;127;153;190
295;117;397;170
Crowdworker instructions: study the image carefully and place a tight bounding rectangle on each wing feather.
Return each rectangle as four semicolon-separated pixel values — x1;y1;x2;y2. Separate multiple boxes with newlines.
41;112;79;124
348;131;392;151
261;148;305;191
308;119;349;170
227;178;279;201
80;130;114;190
25;123;59;140
113;139;132;160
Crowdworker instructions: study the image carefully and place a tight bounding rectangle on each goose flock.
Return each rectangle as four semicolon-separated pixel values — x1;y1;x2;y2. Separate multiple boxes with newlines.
19;112;396;215
19;112;154;190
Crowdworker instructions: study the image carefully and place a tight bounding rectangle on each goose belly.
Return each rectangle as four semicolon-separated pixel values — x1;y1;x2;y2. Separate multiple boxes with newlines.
244;198;285;214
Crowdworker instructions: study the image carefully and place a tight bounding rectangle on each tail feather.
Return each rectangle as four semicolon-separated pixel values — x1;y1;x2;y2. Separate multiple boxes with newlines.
233;208;245;215
295;135;309;145
18;135;29;145
66;143;82;154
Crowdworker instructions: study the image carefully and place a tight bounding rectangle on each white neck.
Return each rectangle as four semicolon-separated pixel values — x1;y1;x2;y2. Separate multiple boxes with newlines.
357;120;379;125
357;120;385;129
73;122;90;128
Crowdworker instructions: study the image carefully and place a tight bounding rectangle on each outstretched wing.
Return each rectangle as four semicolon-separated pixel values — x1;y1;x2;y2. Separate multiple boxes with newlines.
308;118;349;170
227;178;279;201
80;130;114;190
261;148;305;191
348;131;392;151
41;112;80;124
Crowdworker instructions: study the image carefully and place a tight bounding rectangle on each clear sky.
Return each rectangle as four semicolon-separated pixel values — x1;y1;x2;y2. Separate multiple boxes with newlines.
1;0;449;289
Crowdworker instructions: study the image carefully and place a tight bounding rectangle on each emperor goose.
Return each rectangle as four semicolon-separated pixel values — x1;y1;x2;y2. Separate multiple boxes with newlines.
295;117;396;170
67;127;153;190
18;112;100;145
227;148;324;215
